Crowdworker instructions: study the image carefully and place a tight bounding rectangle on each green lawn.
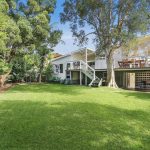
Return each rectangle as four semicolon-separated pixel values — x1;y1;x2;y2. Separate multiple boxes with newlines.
0;84;149;150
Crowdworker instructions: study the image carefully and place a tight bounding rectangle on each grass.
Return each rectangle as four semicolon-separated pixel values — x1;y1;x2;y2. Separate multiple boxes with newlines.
0;83;149;150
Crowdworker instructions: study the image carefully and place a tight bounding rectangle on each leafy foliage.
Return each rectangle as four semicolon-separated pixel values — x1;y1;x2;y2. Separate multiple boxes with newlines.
122;35;150;57
0;0;62;84
0;11;21;57
0;60;10;75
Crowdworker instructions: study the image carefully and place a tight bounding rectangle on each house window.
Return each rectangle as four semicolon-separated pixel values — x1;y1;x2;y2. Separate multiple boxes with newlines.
60;64;63;73
53;64;59;73
67;63;70;70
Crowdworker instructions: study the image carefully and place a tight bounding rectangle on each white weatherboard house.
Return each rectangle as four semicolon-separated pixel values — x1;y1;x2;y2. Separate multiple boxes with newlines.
52;48;150;90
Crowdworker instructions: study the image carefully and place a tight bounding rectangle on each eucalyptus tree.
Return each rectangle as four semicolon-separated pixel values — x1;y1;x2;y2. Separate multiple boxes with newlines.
61;0;150;87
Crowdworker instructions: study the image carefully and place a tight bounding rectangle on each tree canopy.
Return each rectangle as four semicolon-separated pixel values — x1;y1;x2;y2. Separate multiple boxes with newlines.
122;35;150;57
0;0;62;86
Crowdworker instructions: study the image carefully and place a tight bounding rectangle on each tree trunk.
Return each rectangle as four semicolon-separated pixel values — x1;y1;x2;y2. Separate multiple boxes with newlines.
106;54;118;88
38;57;45;83
0;71;11;88
38;73;42;83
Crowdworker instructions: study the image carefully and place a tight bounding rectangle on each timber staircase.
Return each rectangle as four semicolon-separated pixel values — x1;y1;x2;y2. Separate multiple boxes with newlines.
80;60;102;87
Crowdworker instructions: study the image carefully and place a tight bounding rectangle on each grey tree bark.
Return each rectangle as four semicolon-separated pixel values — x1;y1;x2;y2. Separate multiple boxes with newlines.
106;52;118;88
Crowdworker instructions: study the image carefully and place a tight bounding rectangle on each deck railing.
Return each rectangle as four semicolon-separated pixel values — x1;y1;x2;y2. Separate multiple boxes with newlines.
66;61;80;70
118;58;150;69
67;60;96;79
80;60;96;80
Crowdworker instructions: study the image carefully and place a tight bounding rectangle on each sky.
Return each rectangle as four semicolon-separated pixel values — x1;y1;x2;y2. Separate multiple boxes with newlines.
51;0;95;54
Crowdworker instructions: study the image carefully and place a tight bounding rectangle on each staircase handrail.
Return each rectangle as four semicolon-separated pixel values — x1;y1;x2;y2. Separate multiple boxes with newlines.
78;60;101;87
80;60;95;79
80;60;95;72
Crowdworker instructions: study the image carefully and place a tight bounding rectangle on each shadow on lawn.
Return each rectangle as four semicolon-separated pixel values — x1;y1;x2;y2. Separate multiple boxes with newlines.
0;100;149;150
117;90;150;101
7;83;87;95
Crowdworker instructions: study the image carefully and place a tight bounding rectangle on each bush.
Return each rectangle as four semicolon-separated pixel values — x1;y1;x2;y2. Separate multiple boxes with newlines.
43;63;53;82
0;60;10;75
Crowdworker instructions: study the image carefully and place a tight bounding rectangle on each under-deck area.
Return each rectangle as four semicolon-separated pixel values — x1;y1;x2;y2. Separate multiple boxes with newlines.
115;70;150;90
66;70;91;85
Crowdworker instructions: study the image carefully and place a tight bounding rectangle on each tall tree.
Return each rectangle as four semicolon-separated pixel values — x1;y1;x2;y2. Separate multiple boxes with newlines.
0;0;21;87
21;0;62;82
61;0;150;87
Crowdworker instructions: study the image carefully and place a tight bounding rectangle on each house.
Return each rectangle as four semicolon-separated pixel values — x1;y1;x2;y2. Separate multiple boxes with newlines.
51;48;150;90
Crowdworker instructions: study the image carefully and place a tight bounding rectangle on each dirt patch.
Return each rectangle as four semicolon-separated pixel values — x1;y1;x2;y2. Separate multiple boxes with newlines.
0;84;15;93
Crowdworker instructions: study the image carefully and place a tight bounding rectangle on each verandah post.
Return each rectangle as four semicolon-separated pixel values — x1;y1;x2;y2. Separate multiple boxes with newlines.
80;70;82;85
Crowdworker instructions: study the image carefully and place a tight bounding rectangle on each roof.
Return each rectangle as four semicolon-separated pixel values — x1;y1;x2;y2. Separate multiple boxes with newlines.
52;54;71;61
52;53;63;58
71;48;95;55
51;48;95;62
